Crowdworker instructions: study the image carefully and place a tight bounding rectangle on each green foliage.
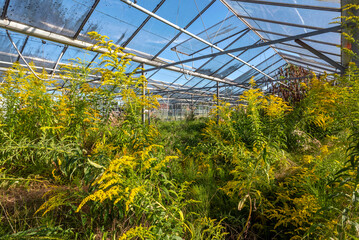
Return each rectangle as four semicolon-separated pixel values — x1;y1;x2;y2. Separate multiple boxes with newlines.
2;26;359;240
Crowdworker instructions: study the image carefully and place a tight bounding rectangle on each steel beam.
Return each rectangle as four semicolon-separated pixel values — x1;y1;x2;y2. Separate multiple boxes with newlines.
230;0;341;12
142;25;341;73
294;39;344;72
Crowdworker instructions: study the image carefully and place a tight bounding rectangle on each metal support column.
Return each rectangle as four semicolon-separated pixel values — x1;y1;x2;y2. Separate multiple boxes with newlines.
141;63;146;126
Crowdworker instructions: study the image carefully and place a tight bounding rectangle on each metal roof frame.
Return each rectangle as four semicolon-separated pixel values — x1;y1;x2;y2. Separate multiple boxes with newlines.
0;0;345;105
119;0;276;81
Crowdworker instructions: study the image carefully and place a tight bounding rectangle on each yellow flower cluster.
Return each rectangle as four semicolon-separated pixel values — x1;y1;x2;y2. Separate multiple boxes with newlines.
76;145;178;214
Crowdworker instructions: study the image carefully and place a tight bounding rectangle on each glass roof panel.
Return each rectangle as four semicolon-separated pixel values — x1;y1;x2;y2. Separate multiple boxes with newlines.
61;46;98;65
180;35;268;87
173;14;248;56
280;51;338;69
288;61;337;73
263;0;340;8
284;54;338;71
243;18;340;46
7;0;94;37
0;0;344;100
261;32;340;55
277;39;340;58
225;1;339;28
126;19;181;56
20;37;65;69
77;0;162;43
187;29;249;59
234;53;280;83
192;32;257;77
147;68;184;84
224;46;272;78
154;0;211;28
254;59;286;81
0;0;5;12
256;29;340;46
185;77;213;88
273;42;341;63
127;0;212;58
0;29;27;65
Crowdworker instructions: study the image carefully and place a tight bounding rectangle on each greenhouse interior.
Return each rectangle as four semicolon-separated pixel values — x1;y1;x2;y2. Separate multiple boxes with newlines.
0;0;358;239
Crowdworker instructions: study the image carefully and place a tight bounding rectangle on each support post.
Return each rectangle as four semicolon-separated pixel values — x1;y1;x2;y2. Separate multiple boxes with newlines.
190;95;194;120
216;81;219;125
141;63;146;126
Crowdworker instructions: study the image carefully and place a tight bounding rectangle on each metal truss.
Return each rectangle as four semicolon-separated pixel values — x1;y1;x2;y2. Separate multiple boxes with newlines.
119;0;276;81
0;0;344;105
